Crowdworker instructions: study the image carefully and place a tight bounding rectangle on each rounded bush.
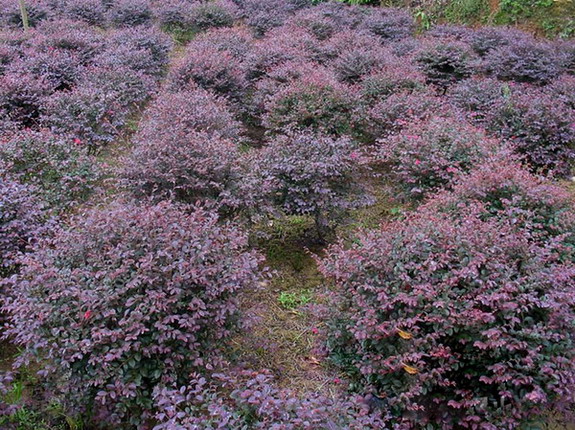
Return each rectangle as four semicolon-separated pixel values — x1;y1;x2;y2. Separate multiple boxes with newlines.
56;0;106;25
332;45;388;83
240;0;293;36
189;0;239;31
360;63;426;103
360;7;414;40
417;40;475;89
375;116;501;199
483;40;561;85
547;74;575;110
467;26;530;56
4;202;262;425
449;77;505;122
257;129;372;237
194;26;254;58
106;0;153;27
263;71;360;136
486;86;575;176
319;205;575;428
0;130;102;210
32;22;106;63
0;0;50;28
152;0;194;29
121;129;242;205
169;40;247;100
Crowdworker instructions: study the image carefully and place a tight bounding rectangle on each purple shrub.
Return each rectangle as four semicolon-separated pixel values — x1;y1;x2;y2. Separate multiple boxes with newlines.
311;1;367;30
0;0;50;28
483;39;561;85
360;62;426;102
319;205;575;428
42;85;129;147
332;45;388;83
3;202;262;425
135;88;242;142
106;0;153;27
194;26;254;58
0;72;51;128
467;26;530;56
375;116;502;199
558;40;575;75
189;0;239;31
0;167;45;274
169;40;247;99
290;7;338;40
0;130;102;209
152;0;194;29
360;7;414;40
426;155;575;244
240;0;293;36
547;74;575;110
9;48;82;91
56;0;106;25
363;90;440;140
0;43;17;75
257;130;372;238
32;22;106;63
417;40;475;89
486;86;575;176
99;27;172;78
121;129;242;204
427;24;473;41
449;77;505;122
262;70;360;136
153;370;388;429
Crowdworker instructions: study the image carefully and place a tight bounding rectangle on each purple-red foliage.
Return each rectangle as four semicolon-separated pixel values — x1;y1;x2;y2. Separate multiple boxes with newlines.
32;22;106;63
256;129;372;235
194;26;254;58
449;77;505;122
0;0;50;28
332;45;388;83
426;155;575;244
262;69;360;136
547;74;575;110
483;39;561;84
169;40;247;99
153;370;389;429
0;130;102;209
363;90;440;140
121;130;241;205
151;0;195;29
239;0;296;36
416;40;475;89
3;202;262;425
55;0;106;25
360;7;414;40
319;203;575;428
360;62;426;102
189;0;239;31
0;167;45;273
375;116;501;199
0;72;51;128
485;85;575;176
98;27;172;78
106;0;153;27
290;7;338;40
311;1;367;30
467;26;530;56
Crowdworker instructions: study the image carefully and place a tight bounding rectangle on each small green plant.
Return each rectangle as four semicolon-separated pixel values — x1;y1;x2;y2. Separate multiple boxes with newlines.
414;8;432;31
278;291;313;310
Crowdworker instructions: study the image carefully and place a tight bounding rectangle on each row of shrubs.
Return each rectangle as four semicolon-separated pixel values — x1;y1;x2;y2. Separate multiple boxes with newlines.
1;1;575;429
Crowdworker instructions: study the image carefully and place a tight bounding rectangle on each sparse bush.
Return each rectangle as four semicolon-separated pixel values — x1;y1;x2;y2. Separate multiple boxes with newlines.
3;202;262;426
360;7;414;40
153;370;388;429
169;41;247;99
360;63;426;102
483;40;561;84
319;205;575;429
417;40;475;89
375;116;501;199
257;130;372;238
106;0;153;27
486;86;575;176
0;131;102;209
332;45;386;83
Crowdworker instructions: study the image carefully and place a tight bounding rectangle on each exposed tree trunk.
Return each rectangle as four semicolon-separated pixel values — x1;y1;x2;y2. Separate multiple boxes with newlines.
19;0;29;31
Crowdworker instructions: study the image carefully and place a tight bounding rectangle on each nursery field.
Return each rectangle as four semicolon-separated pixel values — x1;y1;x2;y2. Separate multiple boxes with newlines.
1;0;575;429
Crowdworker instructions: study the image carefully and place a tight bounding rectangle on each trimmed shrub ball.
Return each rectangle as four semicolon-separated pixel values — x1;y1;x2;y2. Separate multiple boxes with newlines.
3;202;263;426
